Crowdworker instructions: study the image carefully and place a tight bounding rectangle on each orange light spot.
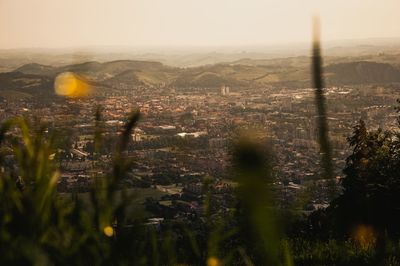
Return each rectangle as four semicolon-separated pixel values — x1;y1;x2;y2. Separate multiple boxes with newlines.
352;224;377;249
54;72;91;98
207;257;222;266
103;226;114;237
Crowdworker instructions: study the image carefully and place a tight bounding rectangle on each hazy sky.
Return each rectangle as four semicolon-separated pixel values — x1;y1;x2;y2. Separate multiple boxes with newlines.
0;0;399;49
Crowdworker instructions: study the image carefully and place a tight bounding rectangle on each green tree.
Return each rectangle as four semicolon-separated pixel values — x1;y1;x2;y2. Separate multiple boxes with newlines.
327;119;400;238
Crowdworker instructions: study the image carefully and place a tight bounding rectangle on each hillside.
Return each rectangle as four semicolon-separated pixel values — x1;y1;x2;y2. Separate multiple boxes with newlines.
325;61;400;85
0;71;54;100
3;58;400;100
14;63;55;76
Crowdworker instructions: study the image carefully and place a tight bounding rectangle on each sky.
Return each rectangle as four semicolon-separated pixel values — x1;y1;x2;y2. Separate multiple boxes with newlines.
0;0;399;49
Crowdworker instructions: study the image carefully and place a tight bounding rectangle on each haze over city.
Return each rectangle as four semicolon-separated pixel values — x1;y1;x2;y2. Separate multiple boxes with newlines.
1;0;400;49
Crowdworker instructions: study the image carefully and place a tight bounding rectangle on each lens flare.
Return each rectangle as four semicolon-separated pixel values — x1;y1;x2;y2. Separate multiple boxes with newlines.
207;257;221;266
54;72;91;98
351;224;377;249
103;226;114;237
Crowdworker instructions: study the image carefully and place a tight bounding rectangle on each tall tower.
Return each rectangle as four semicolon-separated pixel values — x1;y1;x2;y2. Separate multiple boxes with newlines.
220;85;226;95
220;84;229;95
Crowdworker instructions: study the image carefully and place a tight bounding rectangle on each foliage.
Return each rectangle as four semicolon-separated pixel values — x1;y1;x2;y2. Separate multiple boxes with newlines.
0;112;153;265
321;120;400;239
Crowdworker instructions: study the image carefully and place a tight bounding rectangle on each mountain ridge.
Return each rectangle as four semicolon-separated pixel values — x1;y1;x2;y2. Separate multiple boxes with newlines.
2;58;400;101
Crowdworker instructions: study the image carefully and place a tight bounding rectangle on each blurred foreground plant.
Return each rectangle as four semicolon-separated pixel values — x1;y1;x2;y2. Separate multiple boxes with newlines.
232;137;293;266
0;111;149;265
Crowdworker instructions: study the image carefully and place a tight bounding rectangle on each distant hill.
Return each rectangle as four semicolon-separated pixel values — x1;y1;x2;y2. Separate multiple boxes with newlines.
14;63;55;76
0;71;53;100
14;60;176;85
103;70;143;86
5;58;400;100
325;61;400;85
95;60;178;86
60;60;166;77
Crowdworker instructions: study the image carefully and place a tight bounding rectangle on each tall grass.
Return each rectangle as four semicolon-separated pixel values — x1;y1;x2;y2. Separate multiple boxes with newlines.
312;17;334;181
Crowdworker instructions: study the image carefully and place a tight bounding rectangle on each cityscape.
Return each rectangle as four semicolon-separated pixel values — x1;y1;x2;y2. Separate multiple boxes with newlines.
2;0;400;265
1;64;399;222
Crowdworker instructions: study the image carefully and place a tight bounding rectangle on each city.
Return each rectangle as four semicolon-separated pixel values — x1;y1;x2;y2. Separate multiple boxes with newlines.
2;0;400;264
2;75;398;223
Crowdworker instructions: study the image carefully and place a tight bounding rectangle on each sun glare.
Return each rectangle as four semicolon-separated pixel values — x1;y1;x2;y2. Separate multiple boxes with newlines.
103;226;114;237
54;72;91;98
